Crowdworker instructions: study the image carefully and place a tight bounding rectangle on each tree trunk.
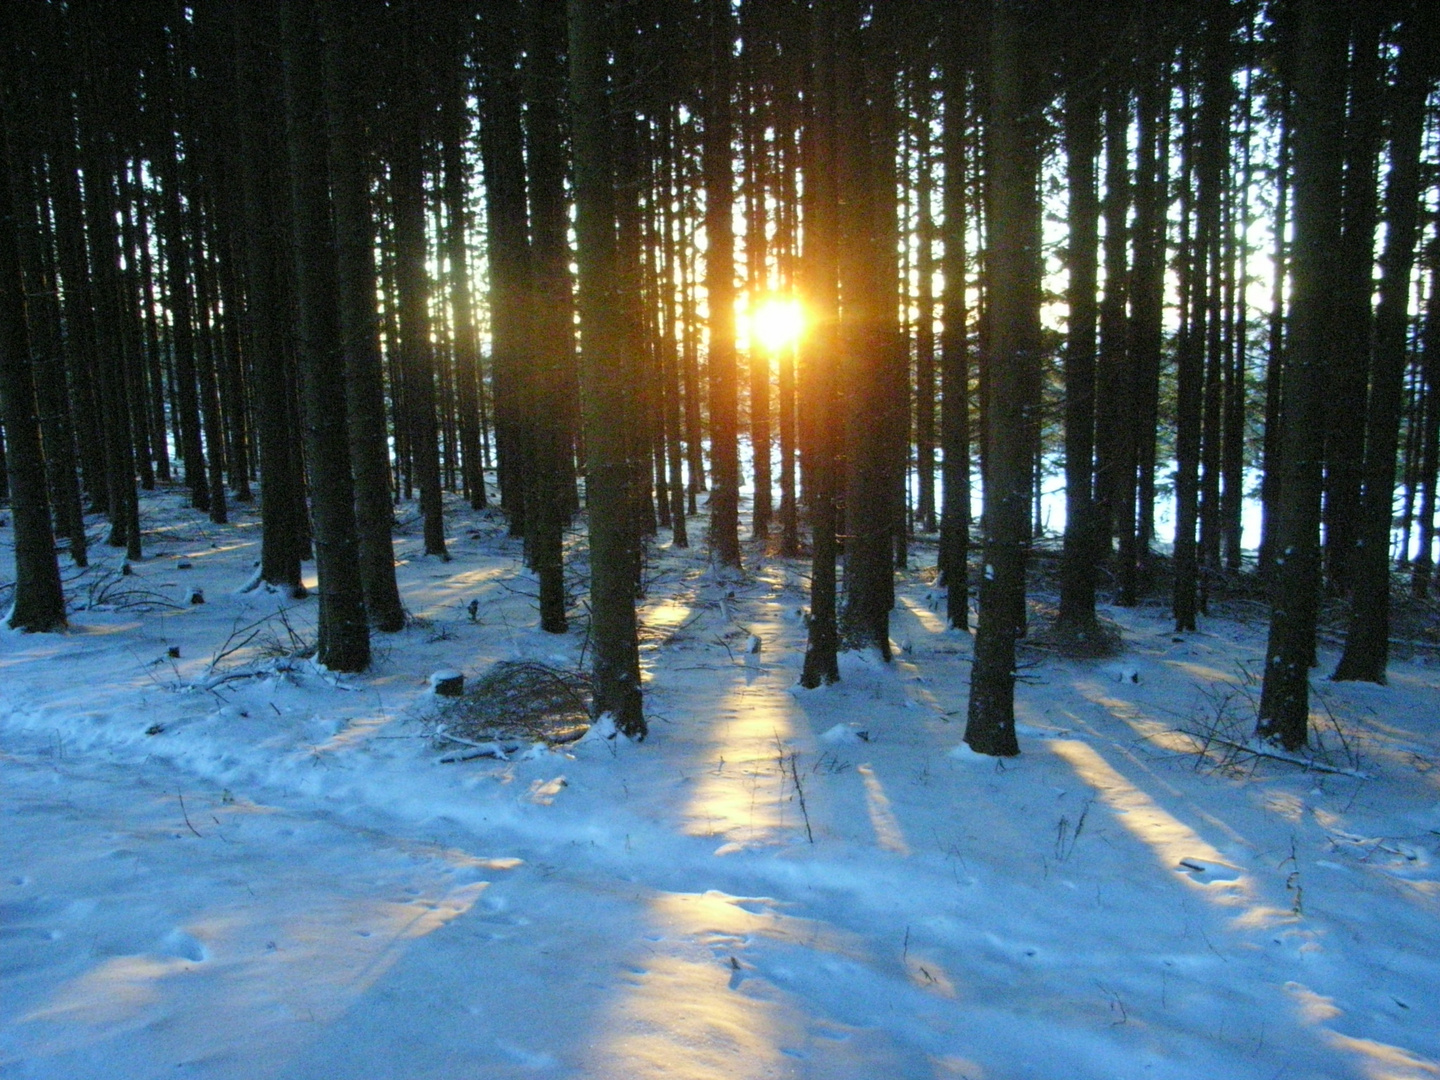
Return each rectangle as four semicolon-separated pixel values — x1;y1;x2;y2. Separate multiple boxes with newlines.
937;20;971;630
0;84;66;631
1174;14;1228;632
1259;98;1290;578
914;68;938;535
392;17;447;561
1333;10;1436;683
1058;59;1100;632
838;5;900;659
525;0;574;633
965;0;1044;758
1257;0;1347;749
705;0;741;569
1322;7;1385;595
568;0;645;736
799;0;841;688
234;0;305;595
1094;79;1130;559
477;3;528;537
280;0;369;672
322;0;405;632
1410;248;1440;597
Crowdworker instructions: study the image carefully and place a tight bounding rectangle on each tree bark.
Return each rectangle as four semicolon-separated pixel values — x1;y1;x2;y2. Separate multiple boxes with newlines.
965;0;1045;758
392;14;447;561
0;75;66;631
568;0;645;736
321;0;405;632
280;0;370;671
525;0;574;633
705;0;741;569
799;0;841;688
937;18;972;630
1058;59;1100;632
1333;8;1436;683
1257;0;1347;749
234;0;306;595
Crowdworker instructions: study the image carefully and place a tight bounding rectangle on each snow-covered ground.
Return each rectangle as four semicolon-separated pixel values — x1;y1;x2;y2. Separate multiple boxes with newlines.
3;489;1439;1079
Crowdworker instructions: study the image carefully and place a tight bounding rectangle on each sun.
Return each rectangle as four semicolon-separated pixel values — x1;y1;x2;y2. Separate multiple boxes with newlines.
746;296;804;353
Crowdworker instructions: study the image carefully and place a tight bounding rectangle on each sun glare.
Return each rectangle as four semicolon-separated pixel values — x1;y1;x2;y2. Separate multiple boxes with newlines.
746;296;804;353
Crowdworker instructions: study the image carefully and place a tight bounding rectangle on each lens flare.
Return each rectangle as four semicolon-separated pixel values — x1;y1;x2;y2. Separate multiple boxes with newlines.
747;296;803;353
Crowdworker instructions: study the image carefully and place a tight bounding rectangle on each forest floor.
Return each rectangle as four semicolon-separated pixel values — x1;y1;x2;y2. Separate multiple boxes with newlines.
2;487;1439;1079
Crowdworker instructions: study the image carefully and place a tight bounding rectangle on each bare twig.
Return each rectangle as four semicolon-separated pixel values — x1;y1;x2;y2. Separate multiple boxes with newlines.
178;792;203;838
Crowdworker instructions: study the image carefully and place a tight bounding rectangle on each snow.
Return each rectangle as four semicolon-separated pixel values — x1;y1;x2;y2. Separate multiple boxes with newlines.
3;489;1440;1079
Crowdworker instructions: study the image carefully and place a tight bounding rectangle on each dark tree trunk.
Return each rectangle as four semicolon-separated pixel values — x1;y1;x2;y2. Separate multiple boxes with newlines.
132;159;171;487
13;118;87;568
1259;98;1290;578
612;93;656;572
116;168;156;494
392;16;447;561
280;0;369;672
440;37;485;514
914;68;938;535
1120;33;1167;606
1094;79;1130;559
965;0;1045;758
1197;69;1230;589
1333;11;1436;683
705;0;741;569
1058;56;1100;632
1257;0;1347;749
189;200;229;525
743;62;773;541
1;83;66;631
234;0;305;595
1411;247;1440;598
45;94;107;514
1221;69;1254;572
76;79;141;559
1173;12;1228;632
568;0;645;736
524;0;573;633
937;22;971;630
657;110;691;549
321;0;405;632
1322;7;1385;595
838;5;900;659
156;101;211;514
799;0;841;688
477;3;529;535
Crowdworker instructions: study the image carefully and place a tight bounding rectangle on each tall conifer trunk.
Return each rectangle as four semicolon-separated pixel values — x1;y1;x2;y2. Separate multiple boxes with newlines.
280;0;369;672
1257;0;1346;749
965;0;1044;757
1;81;66;632
525;0;574;633
799;0;841;688
1058;45;1100;632
321;0;405;632
234;0;305;595
1333;10;1437;684
392;13;447;561
568;0;645;736
705;0;741;569
937;20;971;630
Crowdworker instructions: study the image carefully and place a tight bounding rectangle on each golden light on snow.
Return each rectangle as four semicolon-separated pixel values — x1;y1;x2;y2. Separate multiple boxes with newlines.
857;764;911;856
1049;738;1250;907
587;889;868;1079
743;295;804;354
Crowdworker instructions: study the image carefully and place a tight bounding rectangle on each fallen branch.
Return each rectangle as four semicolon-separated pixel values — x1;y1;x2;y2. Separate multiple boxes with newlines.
1190;734;1372;779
